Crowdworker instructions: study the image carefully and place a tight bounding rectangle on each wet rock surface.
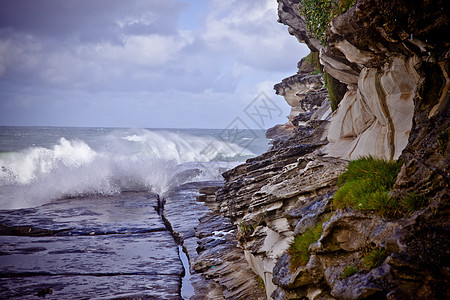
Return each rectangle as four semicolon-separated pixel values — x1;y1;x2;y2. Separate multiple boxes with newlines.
0;275;181;299
163;181;266;300
0;192;182;299
0;180;269;299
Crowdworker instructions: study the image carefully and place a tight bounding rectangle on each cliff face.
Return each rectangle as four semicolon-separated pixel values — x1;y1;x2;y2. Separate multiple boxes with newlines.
213;0;449;299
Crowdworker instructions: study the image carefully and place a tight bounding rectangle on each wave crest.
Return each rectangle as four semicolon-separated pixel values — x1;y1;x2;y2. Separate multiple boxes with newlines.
0;129;254;209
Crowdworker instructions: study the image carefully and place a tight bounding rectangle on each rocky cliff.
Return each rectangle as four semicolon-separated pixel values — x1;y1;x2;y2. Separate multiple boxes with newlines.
207;0;448;299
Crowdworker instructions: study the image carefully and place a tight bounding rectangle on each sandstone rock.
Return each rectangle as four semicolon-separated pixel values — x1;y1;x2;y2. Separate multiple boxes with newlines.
326;55;419;160
320;47;360;85
216;132;347;298
277;0;322;51
208;1;449;298
193;192;267;300
274;74;327;123
266;123;296;145
285;193;332;235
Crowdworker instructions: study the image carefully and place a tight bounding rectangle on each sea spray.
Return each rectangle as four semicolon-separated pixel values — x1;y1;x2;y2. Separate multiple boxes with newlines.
0;128;260;209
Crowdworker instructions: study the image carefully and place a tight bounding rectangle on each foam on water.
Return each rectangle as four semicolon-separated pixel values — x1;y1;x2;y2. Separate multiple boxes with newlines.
0;129;255;209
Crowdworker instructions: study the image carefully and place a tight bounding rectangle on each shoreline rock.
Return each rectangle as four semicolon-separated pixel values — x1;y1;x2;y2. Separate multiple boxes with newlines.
192;0;449;298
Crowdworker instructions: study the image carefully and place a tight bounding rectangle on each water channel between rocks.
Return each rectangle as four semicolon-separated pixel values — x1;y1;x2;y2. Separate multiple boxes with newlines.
0;181;223;299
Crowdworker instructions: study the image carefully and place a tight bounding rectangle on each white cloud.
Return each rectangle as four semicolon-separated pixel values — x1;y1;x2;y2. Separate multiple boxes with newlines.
0;0;308;128
99;33;193;67
202;0;307;71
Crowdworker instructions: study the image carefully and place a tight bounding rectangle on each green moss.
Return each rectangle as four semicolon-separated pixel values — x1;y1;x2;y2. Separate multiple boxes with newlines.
333;156;403;217
324;72;346;112
309;51;321;71
300;51;322;75
342;265;359;279
363;248;387;270
299;0;357;44
257;275;266;291
332;0;357;17
288;221;324;270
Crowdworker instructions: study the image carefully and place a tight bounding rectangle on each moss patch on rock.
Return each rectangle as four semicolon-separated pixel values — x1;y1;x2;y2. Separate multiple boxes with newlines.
288;220;324;270
324;72;347;111
299;0;357;44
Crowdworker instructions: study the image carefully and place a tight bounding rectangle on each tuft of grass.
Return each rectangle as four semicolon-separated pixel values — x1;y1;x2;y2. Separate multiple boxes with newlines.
333;156;403;217
342;265;359;279
336;156;402;187
238;223;256;243
401;192;426;212
363;248;387;270
288;221;324;270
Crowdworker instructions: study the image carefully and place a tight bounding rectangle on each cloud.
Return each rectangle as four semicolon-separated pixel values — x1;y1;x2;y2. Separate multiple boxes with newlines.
0;0;308;128
0;0;184;42
202;0;305;72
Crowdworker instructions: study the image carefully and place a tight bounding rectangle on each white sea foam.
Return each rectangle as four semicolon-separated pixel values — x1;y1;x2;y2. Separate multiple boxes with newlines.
0;129;254;209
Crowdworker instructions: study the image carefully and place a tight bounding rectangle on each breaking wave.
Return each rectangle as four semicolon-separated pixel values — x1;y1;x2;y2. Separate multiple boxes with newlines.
0;129;255;209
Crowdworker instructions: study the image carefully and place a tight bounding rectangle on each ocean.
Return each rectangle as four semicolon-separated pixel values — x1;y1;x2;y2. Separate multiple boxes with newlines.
0;126;269;299
0;126;268;210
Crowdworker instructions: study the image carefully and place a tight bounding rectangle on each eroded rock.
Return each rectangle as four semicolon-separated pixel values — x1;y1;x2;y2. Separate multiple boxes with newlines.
214;0;450;298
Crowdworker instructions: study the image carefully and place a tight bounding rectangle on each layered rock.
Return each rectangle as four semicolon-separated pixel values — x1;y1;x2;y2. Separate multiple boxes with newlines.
216;89;345;298
274;74;328;123
326;55;419;160
162;182;266;300
207;0;449;299
277;0;447;162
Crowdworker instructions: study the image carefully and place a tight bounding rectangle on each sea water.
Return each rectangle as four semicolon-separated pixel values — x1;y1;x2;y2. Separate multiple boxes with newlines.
0;126;268;210
0;126;269;299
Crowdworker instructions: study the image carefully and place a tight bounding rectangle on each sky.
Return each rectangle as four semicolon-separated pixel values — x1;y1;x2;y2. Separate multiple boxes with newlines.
0;0;309;129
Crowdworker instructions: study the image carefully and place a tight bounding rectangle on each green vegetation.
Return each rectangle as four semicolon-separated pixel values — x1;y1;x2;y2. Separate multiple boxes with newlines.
300;52;346;111
342;265;359;279
308;51;322;71
288;221;324;270
401;192;426;213
238;223;256;243
333;156;403;217
257;275;266;292
363;248;387;270
324;72;347;111
332;0;358;17
299;0;333;43
299;51;322;75
299;0;357;44
333;156;430;217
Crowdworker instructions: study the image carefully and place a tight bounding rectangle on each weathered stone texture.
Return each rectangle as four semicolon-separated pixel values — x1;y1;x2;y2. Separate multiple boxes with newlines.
209;0;449;299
